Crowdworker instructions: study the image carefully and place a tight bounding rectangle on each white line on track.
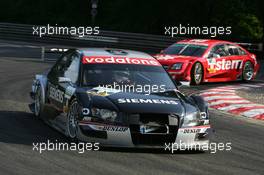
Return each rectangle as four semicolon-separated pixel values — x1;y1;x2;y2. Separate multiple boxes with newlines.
218;104;264;111
239;84;263;88
209;100;251;106
206;89;235;92
200;92;236;95
204;95;240;101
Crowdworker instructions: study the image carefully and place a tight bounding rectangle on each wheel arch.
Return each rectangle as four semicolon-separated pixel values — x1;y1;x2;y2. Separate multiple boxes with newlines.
243;59;254;68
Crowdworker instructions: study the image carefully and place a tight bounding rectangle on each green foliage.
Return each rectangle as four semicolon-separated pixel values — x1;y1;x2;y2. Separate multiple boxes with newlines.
237;14;263;40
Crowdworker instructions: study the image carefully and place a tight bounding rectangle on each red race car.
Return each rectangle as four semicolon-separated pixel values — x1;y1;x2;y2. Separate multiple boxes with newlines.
154;39;259;85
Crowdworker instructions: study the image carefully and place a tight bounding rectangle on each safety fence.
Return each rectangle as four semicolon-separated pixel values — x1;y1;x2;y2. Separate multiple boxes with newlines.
0;22;262;61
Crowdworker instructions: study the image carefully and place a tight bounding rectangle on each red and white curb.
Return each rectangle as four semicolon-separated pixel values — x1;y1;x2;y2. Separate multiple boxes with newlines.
200;83;264;120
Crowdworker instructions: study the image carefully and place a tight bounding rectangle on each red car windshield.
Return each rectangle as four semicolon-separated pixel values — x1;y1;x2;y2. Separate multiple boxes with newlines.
163;43;208;57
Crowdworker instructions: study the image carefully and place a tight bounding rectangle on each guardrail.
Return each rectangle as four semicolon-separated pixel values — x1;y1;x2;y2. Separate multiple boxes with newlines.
0;22;262;61
0;22;181;53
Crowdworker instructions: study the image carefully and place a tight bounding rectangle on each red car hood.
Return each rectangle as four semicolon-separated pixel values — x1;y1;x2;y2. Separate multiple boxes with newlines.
154;54;198;64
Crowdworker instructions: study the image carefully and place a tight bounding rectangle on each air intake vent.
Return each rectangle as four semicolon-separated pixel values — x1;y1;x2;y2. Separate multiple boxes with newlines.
129;113;179;146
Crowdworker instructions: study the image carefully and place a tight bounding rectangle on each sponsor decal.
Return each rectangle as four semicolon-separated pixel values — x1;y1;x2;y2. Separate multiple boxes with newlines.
207;58;243;73
82;108;90;115
82;56;160;66
189;39;209;43
140;125;169;134
87;87;121;97
64;86;76;99
200;112;207;119
140;125;156;134
102;126;128;132
79;122;128;132
183;128;201;134
156;55;175;60
48;83;64;103
118;98;178;105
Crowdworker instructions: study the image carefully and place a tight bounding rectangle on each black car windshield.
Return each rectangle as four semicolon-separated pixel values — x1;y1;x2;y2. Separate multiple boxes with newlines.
82;64;176;94
163;43;208;57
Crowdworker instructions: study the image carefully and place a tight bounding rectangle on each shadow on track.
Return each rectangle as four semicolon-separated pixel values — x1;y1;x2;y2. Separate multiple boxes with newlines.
0;111;67;146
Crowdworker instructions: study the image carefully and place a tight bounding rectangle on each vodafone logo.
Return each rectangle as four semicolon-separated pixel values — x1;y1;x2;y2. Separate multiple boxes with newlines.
208;58;243;72
82;56;160;66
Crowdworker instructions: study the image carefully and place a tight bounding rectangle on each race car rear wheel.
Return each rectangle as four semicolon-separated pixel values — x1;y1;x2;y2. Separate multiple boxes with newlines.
242;61;254;81
191;62;203;85
66;99;79;139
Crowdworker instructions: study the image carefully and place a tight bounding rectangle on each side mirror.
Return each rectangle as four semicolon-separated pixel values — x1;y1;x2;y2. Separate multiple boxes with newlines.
58;77;71;83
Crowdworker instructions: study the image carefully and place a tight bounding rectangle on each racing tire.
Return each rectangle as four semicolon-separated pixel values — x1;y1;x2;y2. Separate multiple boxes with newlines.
190;62;204;85
66;99;79;140
242;61;254;82
34;84;44;118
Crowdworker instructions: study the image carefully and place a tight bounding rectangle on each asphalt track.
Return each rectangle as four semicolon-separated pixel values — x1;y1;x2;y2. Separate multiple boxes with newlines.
0;57;264;174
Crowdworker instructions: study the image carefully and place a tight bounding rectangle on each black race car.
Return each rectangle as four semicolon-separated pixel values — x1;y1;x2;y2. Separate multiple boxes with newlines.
30;48;211;149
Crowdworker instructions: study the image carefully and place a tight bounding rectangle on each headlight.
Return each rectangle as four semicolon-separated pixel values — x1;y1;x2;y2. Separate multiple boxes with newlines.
91;108;118;122
183;112;200;127
171;63;182;70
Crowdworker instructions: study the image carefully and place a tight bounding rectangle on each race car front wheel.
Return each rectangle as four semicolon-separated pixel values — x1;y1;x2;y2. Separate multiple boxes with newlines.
66;99;79;139
191;62;203;85
242;61;254;81
34;85;43;117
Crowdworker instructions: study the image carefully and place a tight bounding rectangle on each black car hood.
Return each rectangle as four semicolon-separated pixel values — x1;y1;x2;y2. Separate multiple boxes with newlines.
77;87;186;116
107;92;185;114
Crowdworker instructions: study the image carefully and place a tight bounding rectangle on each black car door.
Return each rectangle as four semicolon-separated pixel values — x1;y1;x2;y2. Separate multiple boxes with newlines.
206;44;231;78
47;51;81;111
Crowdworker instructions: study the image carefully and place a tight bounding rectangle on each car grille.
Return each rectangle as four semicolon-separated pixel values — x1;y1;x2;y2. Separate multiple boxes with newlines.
129;113;179;146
